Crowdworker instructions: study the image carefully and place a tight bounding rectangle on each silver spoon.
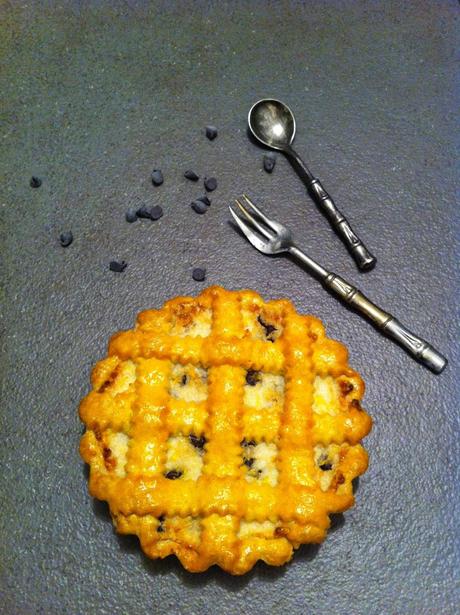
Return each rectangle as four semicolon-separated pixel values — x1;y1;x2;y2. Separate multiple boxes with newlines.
248;98;377;271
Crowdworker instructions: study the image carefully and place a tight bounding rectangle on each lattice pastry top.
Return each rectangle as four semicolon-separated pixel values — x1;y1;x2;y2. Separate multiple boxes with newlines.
79;286;372;574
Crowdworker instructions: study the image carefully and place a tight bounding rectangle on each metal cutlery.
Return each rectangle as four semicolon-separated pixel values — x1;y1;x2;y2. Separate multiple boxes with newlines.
230;194;447;374
248;98;376;271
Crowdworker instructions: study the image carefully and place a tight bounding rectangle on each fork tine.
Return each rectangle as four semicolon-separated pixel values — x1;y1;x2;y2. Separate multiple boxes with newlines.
241;194;278;231
229;206;263;243
229;206;270;253
235;198;273;240
229;205;253;237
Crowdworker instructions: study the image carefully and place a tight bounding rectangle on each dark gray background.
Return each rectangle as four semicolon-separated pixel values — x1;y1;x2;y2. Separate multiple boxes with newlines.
1;1;459;614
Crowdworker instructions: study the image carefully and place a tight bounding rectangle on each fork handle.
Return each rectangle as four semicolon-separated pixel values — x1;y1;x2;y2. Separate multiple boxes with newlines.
308;178;377;272
324;273;447;373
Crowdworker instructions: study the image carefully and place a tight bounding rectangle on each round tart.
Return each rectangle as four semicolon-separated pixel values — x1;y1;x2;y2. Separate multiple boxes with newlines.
79;286;372;574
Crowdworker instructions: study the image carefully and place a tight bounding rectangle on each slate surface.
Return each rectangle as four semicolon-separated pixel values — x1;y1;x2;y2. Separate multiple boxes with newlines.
1;1;459;614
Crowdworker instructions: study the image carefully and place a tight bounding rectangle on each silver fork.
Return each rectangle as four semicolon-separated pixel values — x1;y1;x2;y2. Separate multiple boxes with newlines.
229;194;447;374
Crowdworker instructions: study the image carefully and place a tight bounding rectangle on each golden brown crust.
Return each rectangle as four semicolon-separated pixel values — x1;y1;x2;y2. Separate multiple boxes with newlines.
79;286;372;574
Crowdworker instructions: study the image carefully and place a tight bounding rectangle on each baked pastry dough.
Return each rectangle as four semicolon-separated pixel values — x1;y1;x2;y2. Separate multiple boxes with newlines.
80;286;372;574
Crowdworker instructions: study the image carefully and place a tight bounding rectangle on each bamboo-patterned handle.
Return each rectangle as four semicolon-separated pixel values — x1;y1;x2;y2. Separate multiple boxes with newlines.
324;273;447;374
309;179;377;271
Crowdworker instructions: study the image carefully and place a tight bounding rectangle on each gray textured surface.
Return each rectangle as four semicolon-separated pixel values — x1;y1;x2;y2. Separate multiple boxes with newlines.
1;1;459;614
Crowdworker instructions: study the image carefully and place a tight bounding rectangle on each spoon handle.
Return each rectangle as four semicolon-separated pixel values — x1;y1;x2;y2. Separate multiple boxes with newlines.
308;178;377;271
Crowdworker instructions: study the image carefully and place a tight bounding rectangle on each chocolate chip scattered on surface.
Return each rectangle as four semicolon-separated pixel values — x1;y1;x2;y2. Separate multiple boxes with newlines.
136;205;163;220
149;205;163;220
109;260;127;272
197;195;211;206
136;205;151;219
59;231;73;247
263;153;276;173
125;208;138;223
192;267;206;282
205;125;218;140
184;170;200;181
191;200;208;214
204;177;217;192
30;176;42;188
151;169;164;186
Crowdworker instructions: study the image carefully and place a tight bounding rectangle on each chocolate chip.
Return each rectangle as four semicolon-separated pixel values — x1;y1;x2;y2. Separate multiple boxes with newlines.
275;526;289;537
184;170;200;181
191;200;208;214
257;314;277;340
339;381;354;395
192;267;206;282
243;457;254;468
351;399;362;411
165;470;183;480
59;231;73;247
241;438;256;447
99;364;121;392
125;208;138;223
263;153;276;173
109;260;127;272
136;205;163;220
205;125;218;140
181;374;188;386
189;434;206;449
197;195;211;206
319;463;333;471
157;515;165;532
102;447;116;470
204;177;217;192
149;205;163;220
151;169;164;186
245;369;261;386
30;176;42;188
136;205;152;219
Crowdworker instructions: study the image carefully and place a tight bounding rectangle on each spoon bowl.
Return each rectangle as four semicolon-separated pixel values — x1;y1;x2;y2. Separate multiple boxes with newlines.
248;98;296;150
